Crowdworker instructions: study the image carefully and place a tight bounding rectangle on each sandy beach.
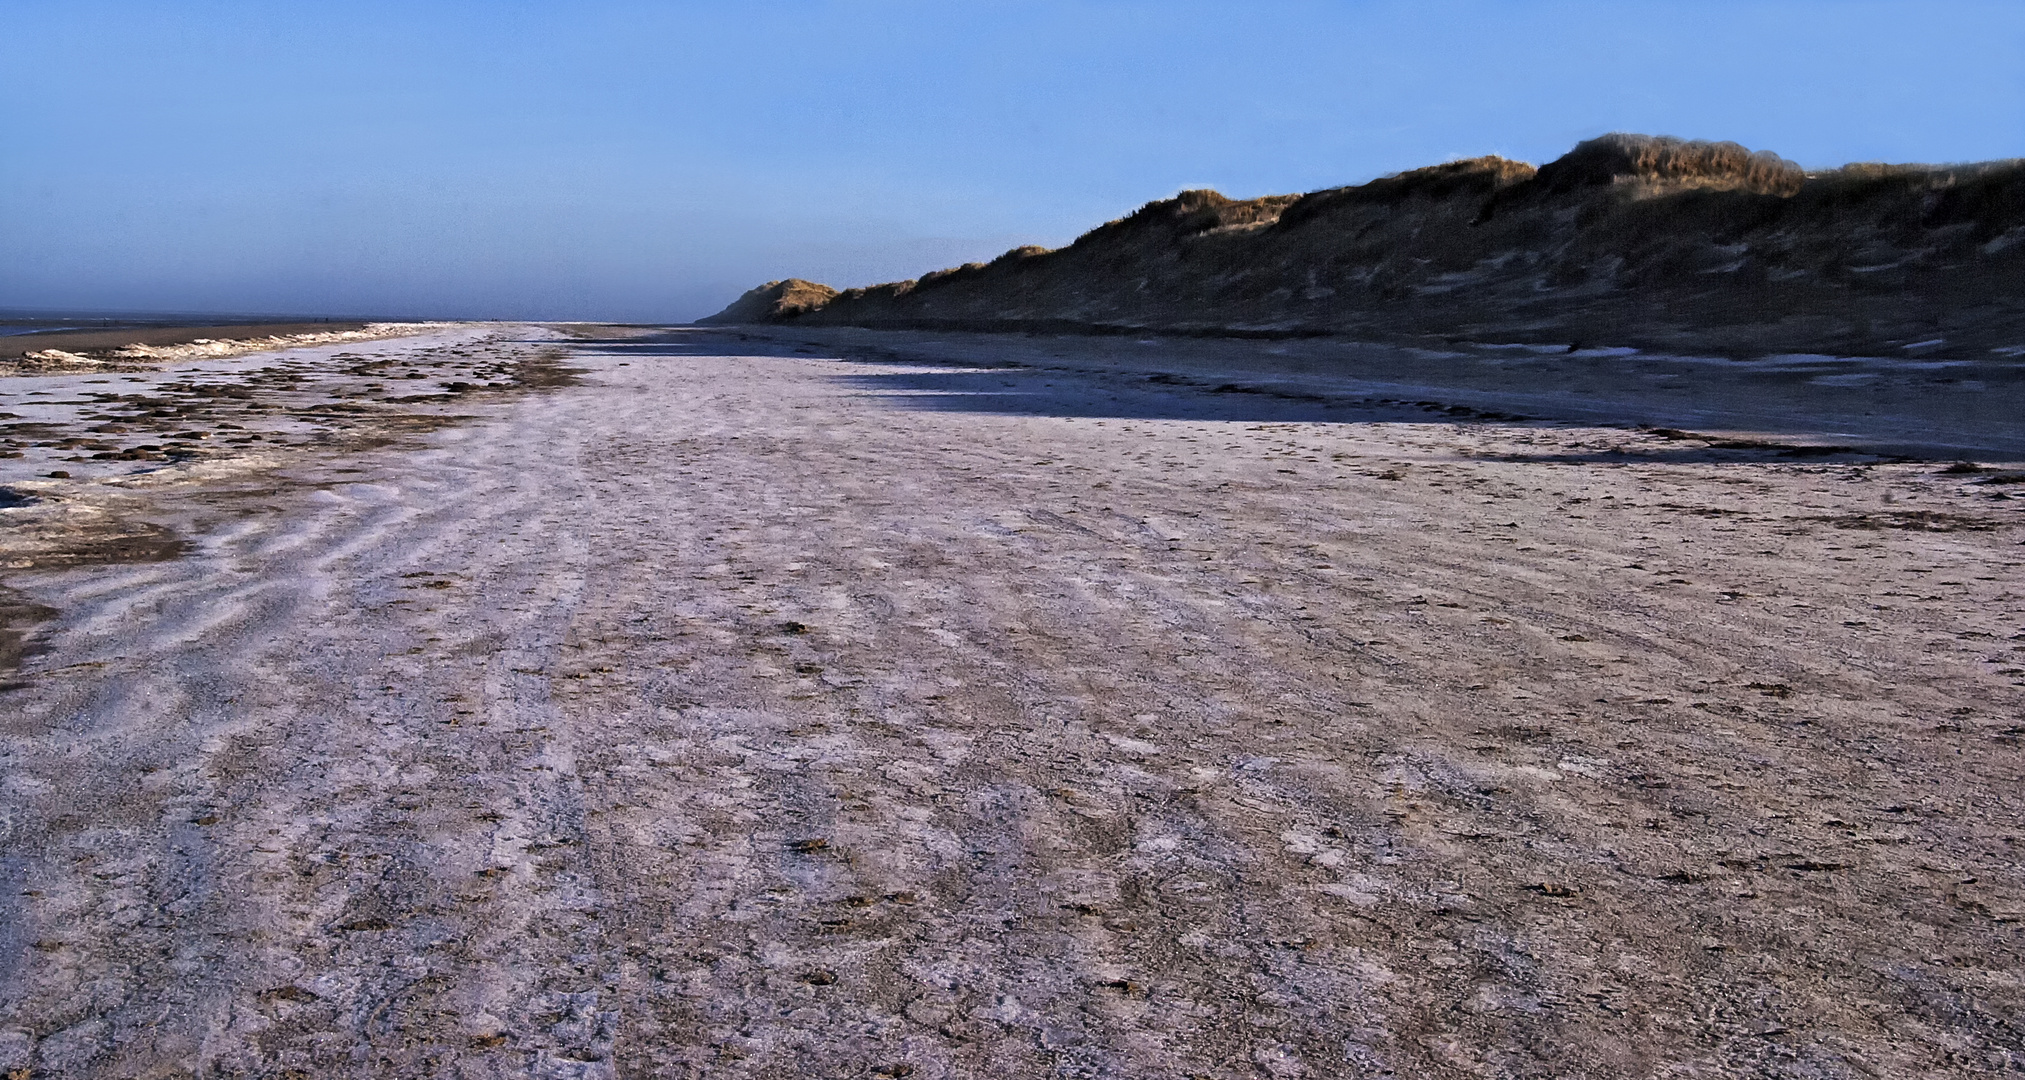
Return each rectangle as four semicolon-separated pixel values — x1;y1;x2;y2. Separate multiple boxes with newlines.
1;325;2021;1077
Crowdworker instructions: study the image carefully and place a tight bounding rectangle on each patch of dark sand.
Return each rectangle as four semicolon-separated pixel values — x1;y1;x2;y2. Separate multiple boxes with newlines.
0;585;56;690
4;520;190;570
506;348;589;389
1805;509;2004;532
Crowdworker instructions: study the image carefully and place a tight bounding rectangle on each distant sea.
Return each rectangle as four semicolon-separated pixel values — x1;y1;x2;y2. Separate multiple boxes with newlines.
0;312;348;338
0;320;93;337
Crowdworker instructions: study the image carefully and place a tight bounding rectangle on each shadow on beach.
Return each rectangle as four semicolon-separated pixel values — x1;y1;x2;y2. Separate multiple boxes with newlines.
573;325;2025;463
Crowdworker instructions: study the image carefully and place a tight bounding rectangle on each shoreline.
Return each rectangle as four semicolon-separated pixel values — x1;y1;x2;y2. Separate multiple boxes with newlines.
0;321;373;361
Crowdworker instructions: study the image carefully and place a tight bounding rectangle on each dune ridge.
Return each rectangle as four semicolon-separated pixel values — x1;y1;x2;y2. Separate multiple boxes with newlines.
704;133;2025;357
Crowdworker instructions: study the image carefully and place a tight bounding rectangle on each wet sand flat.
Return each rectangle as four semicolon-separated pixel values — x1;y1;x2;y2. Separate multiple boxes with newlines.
1;326;2022;1078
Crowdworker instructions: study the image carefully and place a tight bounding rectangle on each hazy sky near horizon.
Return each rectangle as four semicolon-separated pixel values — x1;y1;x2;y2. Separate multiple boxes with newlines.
6;1;2022;321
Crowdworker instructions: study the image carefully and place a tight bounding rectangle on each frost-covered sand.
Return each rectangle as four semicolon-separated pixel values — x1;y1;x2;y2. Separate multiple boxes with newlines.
2;325;2023;1077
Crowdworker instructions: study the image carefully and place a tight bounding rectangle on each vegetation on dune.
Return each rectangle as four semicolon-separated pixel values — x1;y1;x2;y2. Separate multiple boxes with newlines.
695;278;839;325
705;134;2025;357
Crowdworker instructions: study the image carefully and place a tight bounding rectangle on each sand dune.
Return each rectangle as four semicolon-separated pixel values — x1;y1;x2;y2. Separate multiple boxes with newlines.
708;134;2025;361
1;326;2021;1077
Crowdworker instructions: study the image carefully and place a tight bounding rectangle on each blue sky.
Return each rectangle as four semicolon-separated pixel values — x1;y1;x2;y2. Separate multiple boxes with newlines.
4;1;2022;321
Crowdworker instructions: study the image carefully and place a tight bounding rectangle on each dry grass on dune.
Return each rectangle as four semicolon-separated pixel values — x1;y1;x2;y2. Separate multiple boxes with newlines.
695;277;840;324
711;133;2025;358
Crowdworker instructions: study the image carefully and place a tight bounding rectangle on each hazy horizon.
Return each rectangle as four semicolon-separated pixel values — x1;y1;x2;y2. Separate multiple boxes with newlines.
7;0;2022;323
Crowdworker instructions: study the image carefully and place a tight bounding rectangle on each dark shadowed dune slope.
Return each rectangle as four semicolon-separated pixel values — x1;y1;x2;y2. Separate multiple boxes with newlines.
706;134;2025;357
